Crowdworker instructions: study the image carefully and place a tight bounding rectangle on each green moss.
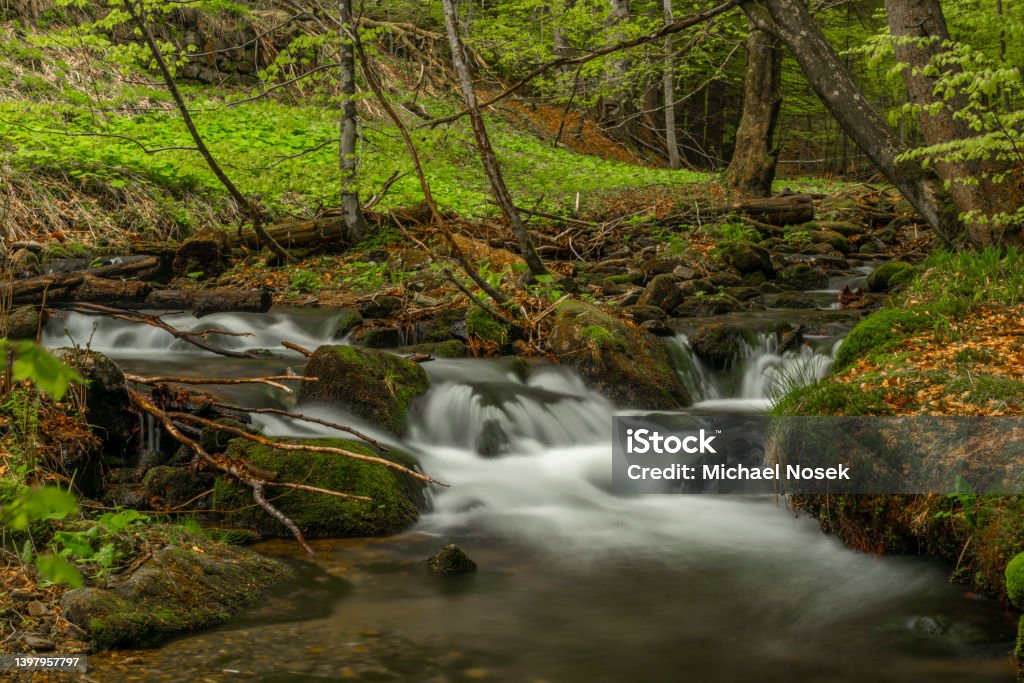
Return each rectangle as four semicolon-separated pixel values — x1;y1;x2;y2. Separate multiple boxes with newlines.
866;260;915;293
1007;552;1024;610
580;324;616;346
1015;614;1024;673
772;379;893;416
405;339;467;358
832;308;929;373
426;544;477;575
216;437;422;538
466;306;509;347
299;345;429;435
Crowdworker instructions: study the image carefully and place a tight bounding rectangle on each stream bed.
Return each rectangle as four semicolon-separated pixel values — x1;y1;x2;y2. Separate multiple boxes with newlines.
41;308;1020;682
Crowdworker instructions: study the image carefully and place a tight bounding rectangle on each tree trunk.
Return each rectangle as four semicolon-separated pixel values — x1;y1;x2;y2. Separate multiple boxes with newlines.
441;0;549;281
663;0;680;169
339;0;366;243
725;19;782;196
742;0;962;246
886;0;1019;246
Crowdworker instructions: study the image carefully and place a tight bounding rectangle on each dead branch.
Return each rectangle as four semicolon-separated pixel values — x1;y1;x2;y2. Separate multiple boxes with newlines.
168;411;444;486
129;388;314;555
281;341;312;357
125;373;314;394
67;303;263;359
207;401;389;452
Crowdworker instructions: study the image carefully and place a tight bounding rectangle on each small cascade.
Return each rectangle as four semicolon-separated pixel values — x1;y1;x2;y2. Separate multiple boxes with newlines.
41;309;349;357
667;332;840;407
409;360;614;456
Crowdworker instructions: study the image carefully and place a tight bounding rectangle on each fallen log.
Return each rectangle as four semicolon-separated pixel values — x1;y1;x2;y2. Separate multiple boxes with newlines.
3;256;159;304
727;194;815;226
145;288;272;317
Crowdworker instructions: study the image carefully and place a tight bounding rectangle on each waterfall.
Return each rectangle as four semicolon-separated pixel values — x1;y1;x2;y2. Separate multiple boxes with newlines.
666;332;841;409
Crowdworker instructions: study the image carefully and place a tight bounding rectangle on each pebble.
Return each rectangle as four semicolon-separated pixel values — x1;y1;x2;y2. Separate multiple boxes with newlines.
27;600;49;617
21;633;55;651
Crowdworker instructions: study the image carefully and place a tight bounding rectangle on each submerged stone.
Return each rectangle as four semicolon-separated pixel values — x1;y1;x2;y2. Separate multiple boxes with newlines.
427;544;477;575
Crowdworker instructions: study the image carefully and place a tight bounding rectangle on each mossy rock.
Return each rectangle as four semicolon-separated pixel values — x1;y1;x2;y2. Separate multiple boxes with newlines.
333;308;364;338
299;345;429;435
1015;614;1024;676
3;305;47;340
547;300;690;409
832;307;929;373
866;260;915;293
637;273;684;312
60;529;290;650
199;418;251;454
427;544;477;575
142;466;213;510
689;325;756;369
719;242;774;277
772;378;894;416
466;306;509;348
777;263;828;290
215;437;423;538
674;293;744;317
404;339;467;358
1007;552;1024;610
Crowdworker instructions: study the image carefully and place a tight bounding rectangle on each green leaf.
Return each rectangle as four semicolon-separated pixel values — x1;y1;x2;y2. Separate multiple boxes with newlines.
0;486;79;531
10;342;84;400
35;553;85;588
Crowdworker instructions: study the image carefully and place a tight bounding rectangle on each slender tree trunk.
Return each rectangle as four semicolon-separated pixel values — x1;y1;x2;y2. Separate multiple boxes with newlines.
122;0;290;262
742;0;961;246
886;0;1019;246
602;0;633;142
339;0;366;242
441;0;549;281
663;0;680;169
725;18;781;196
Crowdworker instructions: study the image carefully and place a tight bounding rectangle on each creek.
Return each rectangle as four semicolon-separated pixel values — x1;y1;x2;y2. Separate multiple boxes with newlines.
40;305;1019;682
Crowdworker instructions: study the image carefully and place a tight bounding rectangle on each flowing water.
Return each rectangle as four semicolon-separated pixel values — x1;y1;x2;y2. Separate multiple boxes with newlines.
40;308;1019;682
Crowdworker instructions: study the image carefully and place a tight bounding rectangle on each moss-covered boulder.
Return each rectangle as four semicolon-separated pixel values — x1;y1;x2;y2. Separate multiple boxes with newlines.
427;544;477;575
142;466;214;510
466;305;510;348
690;325;756;369
60;529;290;650
215;437;423;538
547;300;690;409
637;273;684;312
1007;552;1024;610
777;262;828;290
719;242;774;278
333;308;363;338
3;305;47;340
299;345;429;434
866;260;915;293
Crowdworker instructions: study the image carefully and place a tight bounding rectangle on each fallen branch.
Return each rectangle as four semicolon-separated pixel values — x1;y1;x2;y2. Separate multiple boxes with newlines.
125;373;315;395
281;341;312;357
168;411;444;486
129;389;314;555
68;303;262;359
208;402;389;452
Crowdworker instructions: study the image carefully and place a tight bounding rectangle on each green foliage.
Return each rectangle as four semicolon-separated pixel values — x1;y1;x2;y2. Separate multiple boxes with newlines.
832;307;930;373
0;340;83;400
1008;552;1024;610
710;221;759;245
0;486;84;588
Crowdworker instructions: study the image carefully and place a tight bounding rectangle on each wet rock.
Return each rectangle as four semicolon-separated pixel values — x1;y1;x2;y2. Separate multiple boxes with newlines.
360;295;403;319
913;615;951;636
403;339;467;358
637;274;684;313
412;307;467;344
3;305;47;340
690;326;755;369
218;438;423;537
624;304;667;325
758;282;783;294
333;308;364;338
475;419;510;458
678;278;716;297
719;242;774;278
61;530;291;649
640;255;689;279
199;418;251;454
674;293;745;317
547;300;690;409
427;544;477;575
725;286;761;301
350;325;403;348
866;260;915;293
300;345;428;435
142;466;213;510
773;324;805;353
21;634;55;651
767;292;822;309
710;272;743;287
776;263;828;290
640;319;674;336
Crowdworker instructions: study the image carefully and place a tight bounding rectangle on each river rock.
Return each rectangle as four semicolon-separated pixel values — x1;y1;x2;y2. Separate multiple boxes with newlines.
299;346;428;434
640;255;689;279
719;242;774;278
689;326;755;369
427;544;477;575
777;263;828;290
350;325;403;348
216;437;423;537
547;300;690;409
61;529;291;649
866;260;915;293
636;274;684;313
142;466;214;510
360;295;403;319
333;308;363;338
3;305;47;340
475;419;510;458
412;307;467;344
673;293;745;317
20;634;54;651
